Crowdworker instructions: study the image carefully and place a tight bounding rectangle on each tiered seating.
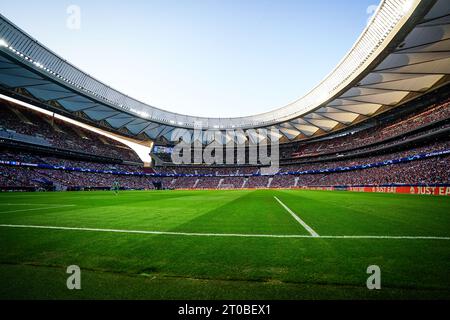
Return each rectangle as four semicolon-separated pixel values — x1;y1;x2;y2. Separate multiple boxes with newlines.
1;97;449;191
291;99;450;158
0;103;142;162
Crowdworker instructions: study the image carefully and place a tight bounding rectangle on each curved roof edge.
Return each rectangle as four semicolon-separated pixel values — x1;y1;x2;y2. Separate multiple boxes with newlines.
0;0;425;129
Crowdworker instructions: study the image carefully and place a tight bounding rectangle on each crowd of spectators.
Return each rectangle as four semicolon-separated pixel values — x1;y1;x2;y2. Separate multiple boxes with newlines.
2;144;448;190
195;177;222;189
151;140;449;177
0;165;156;190
295;155;449;186
219;176;248;188
279;140;450;173
164;177;197;189
291;99;450;158
0;104;142;162
155;166;263;176
246;176;271;189
151;99;450;166
161;166;259;176
0;151;143;172
1;96;449;191
0;165;44;189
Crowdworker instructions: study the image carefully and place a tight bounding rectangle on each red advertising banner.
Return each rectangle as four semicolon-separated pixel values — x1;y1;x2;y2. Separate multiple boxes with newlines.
300;185;450;196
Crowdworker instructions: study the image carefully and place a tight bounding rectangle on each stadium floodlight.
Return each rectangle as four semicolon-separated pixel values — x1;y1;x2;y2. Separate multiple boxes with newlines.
0;39;8;47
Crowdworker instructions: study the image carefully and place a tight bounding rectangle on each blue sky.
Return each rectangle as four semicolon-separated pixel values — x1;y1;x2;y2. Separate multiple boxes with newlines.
1;0;378;117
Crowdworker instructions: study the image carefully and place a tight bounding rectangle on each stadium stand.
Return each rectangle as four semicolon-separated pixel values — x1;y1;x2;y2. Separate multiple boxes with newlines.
290;99;450;159
0;102;142;163
2;137;449;191
1;85;449;192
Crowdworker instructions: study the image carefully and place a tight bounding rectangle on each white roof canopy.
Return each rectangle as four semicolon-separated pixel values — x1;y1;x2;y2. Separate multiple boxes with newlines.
0;0;449;144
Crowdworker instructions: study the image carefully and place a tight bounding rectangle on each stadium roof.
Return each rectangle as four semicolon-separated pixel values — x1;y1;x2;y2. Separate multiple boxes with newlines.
0;0;450;145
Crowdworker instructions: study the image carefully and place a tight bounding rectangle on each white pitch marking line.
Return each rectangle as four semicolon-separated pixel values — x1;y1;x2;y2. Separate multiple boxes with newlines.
274;196;319;237
2;203;73;206
0;205;76;214
0;224;449;240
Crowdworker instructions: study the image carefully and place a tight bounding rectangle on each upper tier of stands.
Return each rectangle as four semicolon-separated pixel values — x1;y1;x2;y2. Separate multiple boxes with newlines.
151;97;450;167
290;99;450;159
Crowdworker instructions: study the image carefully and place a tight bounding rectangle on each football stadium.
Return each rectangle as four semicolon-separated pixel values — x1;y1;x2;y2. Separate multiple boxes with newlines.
0;0;449;302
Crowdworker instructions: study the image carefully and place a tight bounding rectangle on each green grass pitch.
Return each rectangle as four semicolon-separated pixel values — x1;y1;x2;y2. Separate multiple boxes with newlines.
0;189;449;300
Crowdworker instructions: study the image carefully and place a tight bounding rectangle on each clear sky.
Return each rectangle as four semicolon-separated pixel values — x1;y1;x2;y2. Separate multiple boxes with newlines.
1;0;378;117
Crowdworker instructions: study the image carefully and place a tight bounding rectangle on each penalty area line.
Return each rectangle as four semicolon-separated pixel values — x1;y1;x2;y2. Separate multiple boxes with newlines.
0;224;448;240
274;196;319;237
